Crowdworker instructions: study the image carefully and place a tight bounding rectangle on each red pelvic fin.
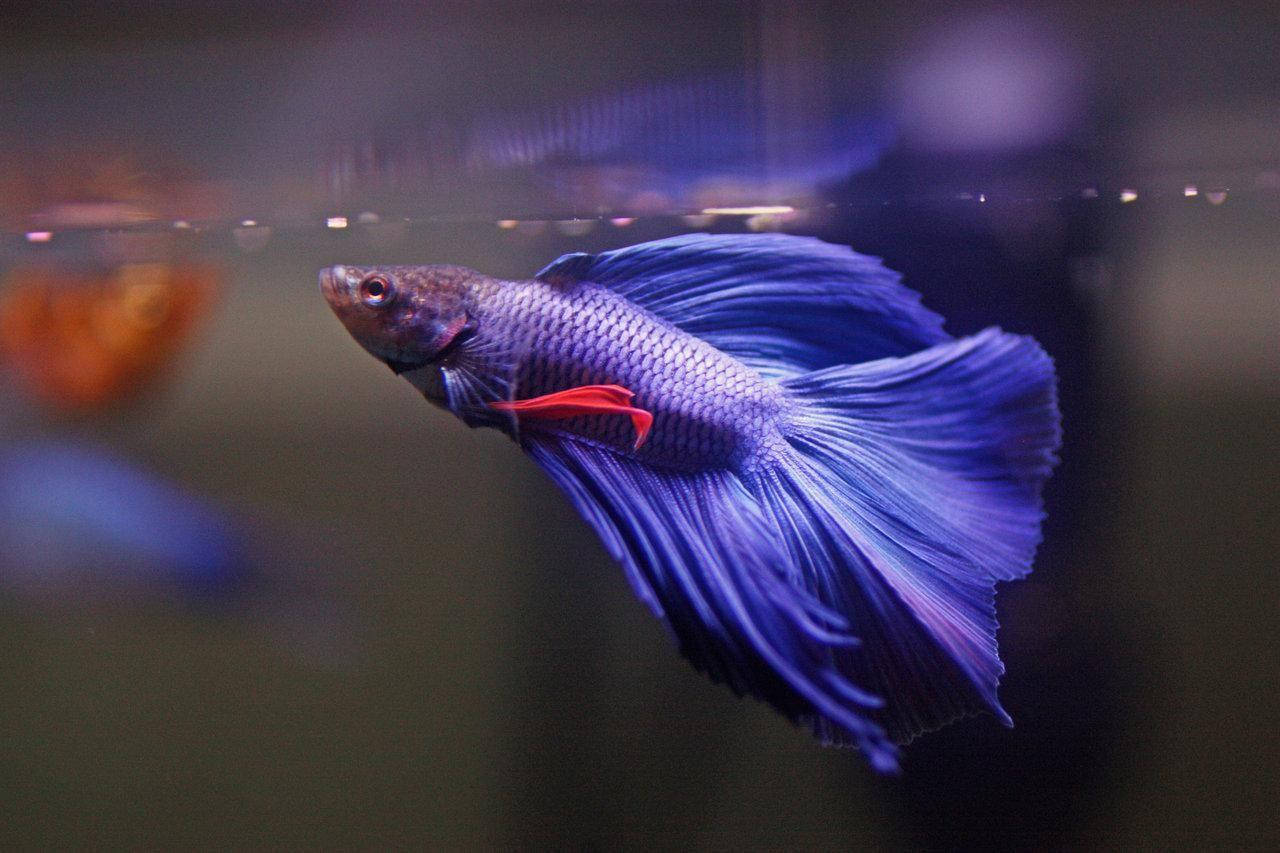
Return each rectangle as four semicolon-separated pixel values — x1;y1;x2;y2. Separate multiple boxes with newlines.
489;384;654;449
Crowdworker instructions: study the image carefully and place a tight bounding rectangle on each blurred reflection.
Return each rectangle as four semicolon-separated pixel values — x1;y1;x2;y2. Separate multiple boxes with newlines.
0;440;246;599
455;72;895;211
0;150;229;235
0;262;218;412
891;10;1086;152
318;80;892;219
0;439;362;665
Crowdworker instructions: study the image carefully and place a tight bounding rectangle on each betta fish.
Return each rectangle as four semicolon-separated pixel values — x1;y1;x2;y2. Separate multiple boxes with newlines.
320;234;1060;772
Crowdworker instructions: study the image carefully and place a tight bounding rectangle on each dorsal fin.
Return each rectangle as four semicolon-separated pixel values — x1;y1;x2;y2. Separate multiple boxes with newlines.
536;233;949;378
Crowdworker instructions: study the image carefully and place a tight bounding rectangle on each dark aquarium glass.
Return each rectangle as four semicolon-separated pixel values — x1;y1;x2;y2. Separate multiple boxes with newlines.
1;1;1276;848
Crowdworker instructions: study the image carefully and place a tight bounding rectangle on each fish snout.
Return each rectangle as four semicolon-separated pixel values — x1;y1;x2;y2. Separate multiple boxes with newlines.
318;265;351;308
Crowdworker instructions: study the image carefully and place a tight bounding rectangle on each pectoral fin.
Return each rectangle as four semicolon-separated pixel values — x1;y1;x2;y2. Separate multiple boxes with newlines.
489;384;654;449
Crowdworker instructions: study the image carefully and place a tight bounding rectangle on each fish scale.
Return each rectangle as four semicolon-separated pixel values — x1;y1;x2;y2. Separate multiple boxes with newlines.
481;278;787;469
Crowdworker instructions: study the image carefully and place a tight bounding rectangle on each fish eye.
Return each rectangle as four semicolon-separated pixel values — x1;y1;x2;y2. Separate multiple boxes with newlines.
359;274;395;307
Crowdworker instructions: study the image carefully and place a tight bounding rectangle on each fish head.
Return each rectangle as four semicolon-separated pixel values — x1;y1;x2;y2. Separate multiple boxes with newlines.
320;264;476;373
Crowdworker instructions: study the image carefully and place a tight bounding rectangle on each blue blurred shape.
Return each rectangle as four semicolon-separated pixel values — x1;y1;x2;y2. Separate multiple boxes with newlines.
0;440;248;600
324;68;897;215
464;72;896;208
467;74;894;180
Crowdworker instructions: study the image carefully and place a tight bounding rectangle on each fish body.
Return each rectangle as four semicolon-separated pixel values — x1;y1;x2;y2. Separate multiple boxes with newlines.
321;234;1061;772
472;277;785;467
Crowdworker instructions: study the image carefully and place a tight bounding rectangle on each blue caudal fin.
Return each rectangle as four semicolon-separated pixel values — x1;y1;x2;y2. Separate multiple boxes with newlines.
517;328;1057;766
536;233;949;378
523;434;903;771
525;235;1060;764
752;328;1061;743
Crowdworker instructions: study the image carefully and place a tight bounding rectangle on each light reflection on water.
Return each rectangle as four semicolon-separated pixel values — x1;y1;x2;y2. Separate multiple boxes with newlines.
1;174;1267;265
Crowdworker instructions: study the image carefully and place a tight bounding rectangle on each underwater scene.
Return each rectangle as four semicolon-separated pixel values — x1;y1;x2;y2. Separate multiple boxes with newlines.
1;2;1277;848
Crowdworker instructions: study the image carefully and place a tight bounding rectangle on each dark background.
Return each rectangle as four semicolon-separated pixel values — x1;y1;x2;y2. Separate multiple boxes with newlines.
0;2;1276;848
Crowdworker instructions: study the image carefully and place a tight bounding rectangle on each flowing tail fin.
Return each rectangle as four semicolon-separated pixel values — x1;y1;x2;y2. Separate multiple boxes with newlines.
749;328;1060;744
523;434;903;770
518;326;1057;768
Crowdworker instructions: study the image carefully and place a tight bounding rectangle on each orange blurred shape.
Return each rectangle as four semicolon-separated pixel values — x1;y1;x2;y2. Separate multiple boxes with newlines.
0;263;219;412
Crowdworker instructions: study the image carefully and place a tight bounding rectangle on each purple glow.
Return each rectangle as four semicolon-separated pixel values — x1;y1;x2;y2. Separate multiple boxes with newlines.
891;12;1085;151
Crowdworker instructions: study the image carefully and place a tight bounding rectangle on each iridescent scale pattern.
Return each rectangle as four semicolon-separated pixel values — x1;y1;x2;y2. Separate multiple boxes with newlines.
475;277;790;470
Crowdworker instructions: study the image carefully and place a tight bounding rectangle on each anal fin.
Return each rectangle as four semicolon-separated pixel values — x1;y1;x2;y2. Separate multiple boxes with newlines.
522;434;900;770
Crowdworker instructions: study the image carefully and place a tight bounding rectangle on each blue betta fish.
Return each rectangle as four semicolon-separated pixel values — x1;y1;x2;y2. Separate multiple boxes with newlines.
320;234;1060;771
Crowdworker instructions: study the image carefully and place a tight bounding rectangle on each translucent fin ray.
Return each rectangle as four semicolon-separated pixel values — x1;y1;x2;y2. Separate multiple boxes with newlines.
523;435;901;771
755;328;1060;743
